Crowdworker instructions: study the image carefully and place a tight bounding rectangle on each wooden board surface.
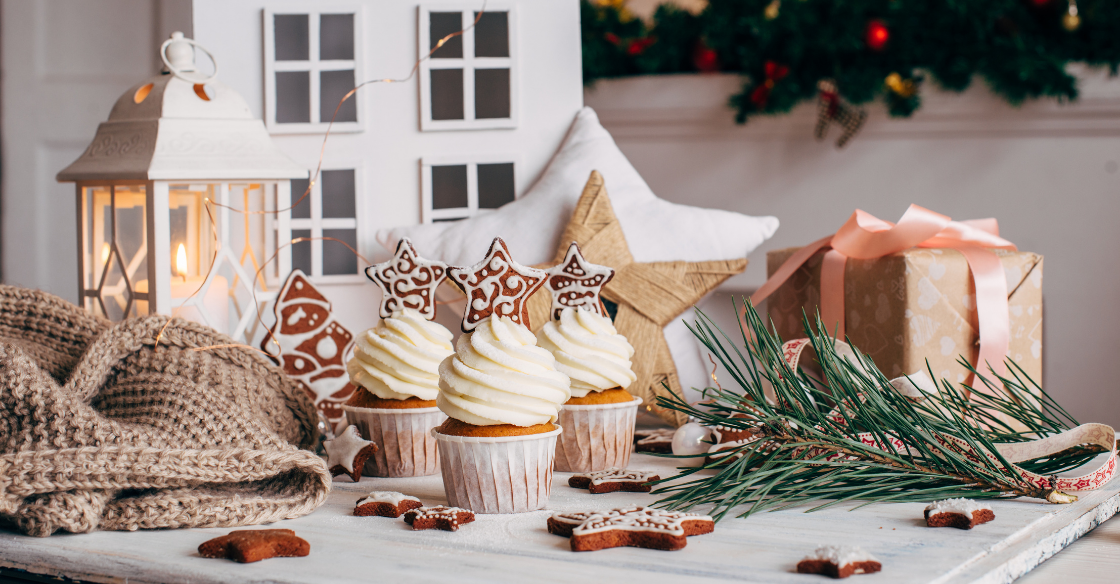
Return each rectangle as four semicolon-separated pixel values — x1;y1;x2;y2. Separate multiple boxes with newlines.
1;452;1116;584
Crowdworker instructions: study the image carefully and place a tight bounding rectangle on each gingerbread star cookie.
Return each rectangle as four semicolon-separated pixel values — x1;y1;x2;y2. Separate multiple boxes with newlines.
448;237;547;332
797;546;882;579
354;491;423;518
324;425;378;482
634;428;676;454
262;269;357;431
366;238;448;320
550;507;714;552
924;498;995;530
198;529;310;563
403;506;475;531
543;242;614;322
568;468;660;494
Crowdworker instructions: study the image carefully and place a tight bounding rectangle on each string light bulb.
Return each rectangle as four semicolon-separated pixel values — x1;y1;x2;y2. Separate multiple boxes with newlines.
1062;0;1081;31
100;243;111;264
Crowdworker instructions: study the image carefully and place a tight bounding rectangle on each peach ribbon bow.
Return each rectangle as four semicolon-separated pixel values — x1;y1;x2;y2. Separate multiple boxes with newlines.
751;205;1017;387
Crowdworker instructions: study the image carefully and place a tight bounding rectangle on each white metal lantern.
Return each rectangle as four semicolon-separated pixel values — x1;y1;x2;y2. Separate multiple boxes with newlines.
57;32;307;342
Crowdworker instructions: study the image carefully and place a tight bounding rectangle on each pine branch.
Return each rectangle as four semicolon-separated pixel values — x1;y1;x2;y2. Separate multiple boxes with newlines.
652;298;1101;521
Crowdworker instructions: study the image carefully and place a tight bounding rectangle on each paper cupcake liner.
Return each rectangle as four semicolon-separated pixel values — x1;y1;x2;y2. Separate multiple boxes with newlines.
432;426;562;514
343;404;445;477
554;396;641;473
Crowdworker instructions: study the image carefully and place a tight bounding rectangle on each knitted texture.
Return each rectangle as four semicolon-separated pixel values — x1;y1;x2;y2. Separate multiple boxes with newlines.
0;285;331;537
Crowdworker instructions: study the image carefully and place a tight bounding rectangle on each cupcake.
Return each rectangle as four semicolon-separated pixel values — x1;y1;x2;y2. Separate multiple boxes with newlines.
343;238;455;477
538;243;641;472
433;237;570;514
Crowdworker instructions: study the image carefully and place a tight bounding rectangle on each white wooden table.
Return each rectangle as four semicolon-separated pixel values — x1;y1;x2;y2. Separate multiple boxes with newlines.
1;452;1117;583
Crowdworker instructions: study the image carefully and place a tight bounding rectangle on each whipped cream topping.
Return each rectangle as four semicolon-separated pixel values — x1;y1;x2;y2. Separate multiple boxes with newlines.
437;315;570;426
347;308;454;401
537;307;636;398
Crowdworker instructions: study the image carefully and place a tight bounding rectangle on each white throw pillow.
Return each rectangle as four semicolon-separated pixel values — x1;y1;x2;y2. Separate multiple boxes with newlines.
376;107;779;403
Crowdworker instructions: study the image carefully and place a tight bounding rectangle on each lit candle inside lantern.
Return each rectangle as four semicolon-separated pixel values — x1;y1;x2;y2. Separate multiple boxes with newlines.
170;242;229;333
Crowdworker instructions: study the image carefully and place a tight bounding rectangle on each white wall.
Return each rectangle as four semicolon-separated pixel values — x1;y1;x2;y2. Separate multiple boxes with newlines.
1;0;191;301
586;71;1120;427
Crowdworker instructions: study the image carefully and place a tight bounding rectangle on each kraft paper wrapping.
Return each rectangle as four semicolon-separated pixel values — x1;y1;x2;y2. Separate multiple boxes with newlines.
433;427;561;514
344;405;445;478
766;247;1043;385
554;397;641;473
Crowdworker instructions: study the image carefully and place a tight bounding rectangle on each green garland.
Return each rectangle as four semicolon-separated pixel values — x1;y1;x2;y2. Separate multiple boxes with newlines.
581;0;1120;122
650;300;1101;521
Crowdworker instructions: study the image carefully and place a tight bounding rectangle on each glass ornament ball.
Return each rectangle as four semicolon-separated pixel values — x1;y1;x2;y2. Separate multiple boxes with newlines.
672;422;714;463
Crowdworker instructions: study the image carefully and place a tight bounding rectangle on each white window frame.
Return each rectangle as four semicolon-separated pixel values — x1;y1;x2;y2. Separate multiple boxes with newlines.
263;5;365;134
285;163;365;283
420;154;521;223
418;3;518;131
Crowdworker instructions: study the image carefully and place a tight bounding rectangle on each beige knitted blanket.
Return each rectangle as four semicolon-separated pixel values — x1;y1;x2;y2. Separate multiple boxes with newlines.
0;285;331;537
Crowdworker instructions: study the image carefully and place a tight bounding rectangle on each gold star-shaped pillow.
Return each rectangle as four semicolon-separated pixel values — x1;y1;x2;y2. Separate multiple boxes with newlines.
527;172;748;426
449;237;547;332
366;238;448;320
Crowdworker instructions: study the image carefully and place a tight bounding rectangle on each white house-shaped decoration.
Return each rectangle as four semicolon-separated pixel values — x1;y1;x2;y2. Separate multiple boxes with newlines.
191;0;583;332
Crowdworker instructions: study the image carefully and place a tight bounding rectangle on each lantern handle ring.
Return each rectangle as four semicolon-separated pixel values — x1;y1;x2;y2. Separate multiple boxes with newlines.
160;34;218;85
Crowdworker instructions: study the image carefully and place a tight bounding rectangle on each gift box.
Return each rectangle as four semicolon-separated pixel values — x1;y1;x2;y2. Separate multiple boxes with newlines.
765;246;1043;385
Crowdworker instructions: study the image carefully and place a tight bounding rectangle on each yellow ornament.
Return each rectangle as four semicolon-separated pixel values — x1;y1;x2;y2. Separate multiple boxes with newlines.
1062;1;1081;32
885;73;917;98
764;0;781;20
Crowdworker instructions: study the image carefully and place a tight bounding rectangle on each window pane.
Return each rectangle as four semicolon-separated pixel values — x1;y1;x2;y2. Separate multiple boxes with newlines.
320;14;354;60
477;163;515;209
274;14;309;61
292;229;312;274
320;69;357;123
430;69;464;120
276;71;311;123
323;229;357;275
431;165;468;210
322;169;356;218
290;178;311;219
474;12;509;58
429;12;463;58
474;68;510;119
433;217;465;223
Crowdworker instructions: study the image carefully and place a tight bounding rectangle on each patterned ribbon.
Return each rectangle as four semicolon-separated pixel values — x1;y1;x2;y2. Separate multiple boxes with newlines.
775;338;1118;493
751;205;1017;390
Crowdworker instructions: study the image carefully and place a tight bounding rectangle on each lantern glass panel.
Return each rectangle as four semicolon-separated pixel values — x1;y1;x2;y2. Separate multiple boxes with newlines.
80;184;149;321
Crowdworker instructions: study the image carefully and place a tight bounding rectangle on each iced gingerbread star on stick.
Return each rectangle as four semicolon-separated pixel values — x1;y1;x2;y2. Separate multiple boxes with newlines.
344;238;456;478
537;241;637;425
448;237;548;332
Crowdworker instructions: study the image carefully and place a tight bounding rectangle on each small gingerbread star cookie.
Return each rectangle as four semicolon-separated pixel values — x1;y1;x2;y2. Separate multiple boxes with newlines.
366;238;448;321
634;428;676;454
323;425;378;482
448;237;547;332
198;529;310;563
354;491;423;518
543;242;614;322
403;506;475;531
568;468;660;494
924;498;995;530
796;546;881;579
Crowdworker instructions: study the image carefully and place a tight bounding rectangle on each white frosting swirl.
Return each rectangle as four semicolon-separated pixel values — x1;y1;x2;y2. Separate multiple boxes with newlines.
346;308;454;401
437;315;571;426
537;307;636;398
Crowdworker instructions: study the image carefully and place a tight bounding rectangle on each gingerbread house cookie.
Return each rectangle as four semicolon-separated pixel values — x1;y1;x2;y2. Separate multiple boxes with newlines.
262;269;357;432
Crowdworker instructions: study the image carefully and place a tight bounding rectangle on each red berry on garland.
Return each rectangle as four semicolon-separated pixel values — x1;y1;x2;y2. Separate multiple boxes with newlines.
693;40;719;73
865;19;890;51
627;37;655;56
604;33;621;46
